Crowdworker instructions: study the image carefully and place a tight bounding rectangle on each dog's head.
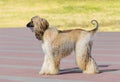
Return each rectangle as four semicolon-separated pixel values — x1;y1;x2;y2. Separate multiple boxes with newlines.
26;16;49;40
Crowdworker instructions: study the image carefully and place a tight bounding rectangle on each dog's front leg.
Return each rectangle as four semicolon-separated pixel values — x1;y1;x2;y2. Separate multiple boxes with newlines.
39;54;60;75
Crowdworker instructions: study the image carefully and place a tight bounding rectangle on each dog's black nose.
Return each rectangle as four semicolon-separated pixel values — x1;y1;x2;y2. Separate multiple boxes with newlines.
26;23;29;27
26;22;34;27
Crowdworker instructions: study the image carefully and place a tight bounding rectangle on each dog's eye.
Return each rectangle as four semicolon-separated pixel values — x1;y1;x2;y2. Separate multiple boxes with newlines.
31;19;33;22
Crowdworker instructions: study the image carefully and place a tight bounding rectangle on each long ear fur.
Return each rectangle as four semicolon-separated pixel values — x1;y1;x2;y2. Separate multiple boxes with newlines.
32;16;49;40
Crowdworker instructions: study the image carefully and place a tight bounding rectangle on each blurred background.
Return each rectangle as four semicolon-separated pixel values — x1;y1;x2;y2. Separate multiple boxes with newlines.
0;0;120;31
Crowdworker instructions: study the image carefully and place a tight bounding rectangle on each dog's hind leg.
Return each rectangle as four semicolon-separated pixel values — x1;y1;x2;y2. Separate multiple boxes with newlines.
75;33;99;74
83;57;99;74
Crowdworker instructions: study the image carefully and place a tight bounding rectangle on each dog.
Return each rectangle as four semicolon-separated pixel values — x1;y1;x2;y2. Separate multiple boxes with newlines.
26;16;99;75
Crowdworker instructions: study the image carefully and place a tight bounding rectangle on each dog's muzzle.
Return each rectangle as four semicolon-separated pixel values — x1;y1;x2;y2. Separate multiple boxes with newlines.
26;22;34;32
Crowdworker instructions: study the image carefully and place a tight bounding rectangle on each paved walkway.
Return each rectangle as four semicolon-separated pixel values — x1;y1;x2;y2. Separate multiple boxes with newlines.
0;28;120;82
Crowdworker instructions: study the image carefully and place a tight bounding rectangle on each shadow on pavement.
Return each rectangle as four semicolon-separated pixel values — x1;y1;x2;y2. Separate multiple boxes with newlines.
59;65;120;74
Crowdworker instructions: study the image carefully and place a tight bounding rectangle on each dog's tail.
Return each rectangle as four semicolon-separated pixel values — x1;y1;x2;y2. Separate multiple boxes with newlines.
89;20;99;35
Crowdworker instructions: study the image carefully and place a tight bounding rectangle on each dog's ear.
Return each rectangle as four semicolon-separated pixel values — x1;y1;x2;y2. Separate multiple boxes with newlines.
35;31;44;40
40;18;49;31
34;18;49;41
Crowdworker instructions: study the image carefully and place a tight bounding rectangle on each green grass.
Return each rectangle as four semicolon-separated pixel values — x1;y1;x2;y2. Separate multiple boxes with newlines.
0;0;120;31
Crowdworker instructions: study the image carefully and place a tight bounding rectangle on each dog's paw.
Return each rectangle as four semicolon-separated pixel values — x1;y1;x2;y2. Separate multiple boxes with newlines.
83;70;99;74
39;70;59;75
39;70;45;75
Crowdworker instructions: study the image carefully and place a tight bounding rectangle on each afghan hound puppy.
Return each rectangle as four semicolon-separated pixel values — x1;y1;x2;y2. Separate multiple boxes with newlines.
26;16;99;75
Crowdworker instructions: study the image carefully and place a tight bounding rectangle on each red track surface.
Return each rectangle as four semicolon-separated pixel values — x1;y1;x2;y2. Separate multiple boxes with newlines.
0;28;120;82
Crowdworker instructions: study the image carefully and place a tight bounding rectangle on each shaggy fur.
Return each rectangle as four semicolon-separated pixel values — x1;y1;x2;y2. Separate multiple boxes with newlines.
26;16;99;75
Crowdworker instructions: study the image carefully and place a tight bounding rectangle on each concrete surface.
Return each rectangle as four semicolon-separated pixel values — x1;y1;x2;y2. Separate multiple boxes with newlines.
0;28;120;82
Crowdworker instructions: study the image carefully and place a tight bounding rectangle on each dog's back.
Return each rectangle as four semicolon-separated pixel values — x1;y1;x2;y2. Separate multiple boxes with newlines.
59;20;98;35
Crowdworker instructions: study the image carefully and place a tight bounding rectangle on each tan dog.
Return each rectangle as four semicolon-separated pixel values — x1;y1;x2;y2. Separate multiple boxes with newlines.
26;16;99;75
